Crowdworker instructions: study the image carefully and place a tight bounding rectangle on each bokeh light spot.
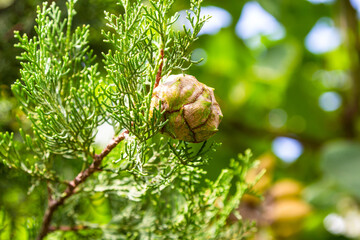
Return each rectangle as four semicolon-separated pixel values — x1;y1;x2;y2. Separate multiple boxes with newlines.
272;137;303;163
269;108;287;128
235;1;285;40
350;0;360;15
175;6;232;36
94;122;115;148
307;0;334;4
319;91;342;112
313;70;350;90
199;6;232;35
324;213;346;235
305;18;341;54
191;48;207;66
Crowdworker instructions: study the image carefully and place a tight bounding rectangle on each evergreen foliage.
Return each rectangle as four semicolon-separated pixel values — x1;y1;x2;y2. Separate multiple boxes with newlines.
0;0;258;239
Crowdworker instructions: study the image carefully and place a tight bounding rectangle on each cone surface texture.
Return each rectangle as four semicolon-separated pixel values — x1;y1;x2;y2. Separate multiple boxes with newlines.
151;74;223;143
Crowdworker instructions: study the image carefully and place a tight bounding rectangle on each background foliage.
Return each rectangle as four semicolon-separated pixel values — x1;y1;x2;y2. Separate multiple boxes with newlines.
2;0;360;239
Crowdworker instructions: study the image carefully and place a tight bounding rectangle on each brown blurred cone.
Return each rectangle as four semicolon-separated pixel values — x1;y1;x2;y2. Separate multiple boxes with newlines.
239;153;311;240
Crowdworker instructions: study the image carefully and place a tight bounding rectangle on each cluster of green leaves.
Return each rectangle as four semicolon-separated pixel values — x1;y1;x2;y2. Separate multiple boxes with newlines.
0;0;256;239
101;0;208;142
41;150;256;240
1;0;98;184
13;0;99;155
91;151;256;240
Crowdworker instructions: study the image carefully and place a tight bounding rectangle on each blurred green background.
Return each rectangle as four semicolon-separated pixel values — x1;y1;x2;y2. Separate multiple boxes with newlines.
2;0;360;239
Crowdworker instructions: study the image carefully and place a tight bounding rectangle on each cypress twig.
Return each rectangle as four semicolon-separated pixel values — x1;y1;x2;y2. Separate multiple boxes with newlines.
154;48;164;88
37;130;129;240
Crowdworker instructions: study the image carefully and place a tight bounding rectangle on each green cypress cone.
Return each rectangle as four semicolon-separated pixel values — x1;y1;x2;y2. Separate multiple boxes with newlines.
151;74;223;143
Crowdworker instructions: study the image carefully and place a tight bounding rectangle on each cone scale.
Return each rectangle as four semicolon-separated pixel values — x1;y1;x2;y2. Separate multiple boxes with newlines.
151;74;223;143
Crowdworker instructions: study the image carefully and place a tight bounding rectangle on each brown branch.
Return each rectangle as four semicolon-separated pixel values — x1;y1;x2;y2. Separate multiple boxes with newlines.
340;0;360;138
46;181;53;202
154;48;164;89
48;225;88;232
37;130;129;240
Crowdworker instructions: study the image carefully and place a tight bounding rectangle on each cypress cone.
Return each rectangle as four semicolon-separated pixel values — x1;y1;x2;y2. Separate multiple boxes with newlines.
151;74;223;143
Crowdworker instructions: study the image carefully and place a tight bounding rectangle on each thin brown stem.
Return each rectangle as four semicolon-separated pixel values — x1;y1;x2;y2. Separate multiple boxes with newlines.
36;130;129;240
154;48;164;89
